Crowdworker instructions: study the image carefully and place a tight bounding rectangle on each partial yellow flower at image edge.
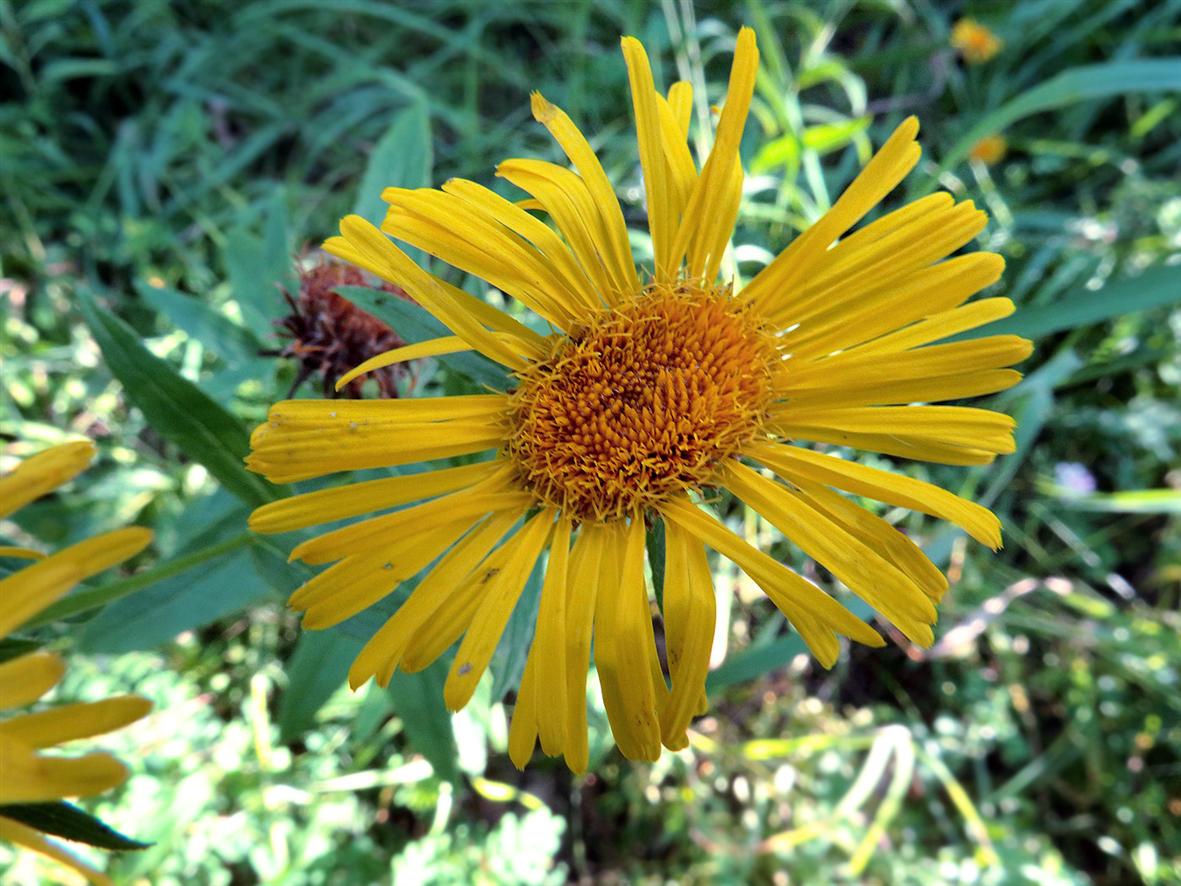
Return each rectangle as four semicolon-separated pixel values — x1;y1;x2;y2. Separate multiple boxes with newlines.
0;441;153;886
246;27;1031;772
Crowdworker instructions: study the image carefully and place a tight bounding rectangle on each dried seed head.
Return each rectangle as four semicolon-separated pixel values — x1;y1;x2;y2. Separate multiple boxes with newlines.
271;258;413;398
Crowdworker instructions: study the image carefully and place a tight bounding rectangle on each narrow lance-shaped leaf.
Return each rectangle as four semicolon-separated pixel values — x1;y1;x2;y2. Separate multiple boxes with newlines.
78;289;279;507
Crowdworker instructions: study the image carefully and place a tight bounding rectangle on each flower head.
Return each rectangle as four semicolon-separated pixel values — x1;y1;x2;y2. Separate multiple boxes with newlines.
0;441;153;885
969;134;1008;165
951;18;1003;64
247;28;1030;771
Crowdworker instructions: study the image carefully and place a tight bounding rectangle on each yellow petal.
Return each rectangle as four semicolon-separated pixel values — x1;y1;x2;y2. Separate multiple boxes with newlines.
442;177;602;316
507;645;542;770
621;35;677;282
0;527;150;639
593;517;662;761
793;481;947;603
660;518;715;750
497;158;630;305
746;116;921;314
561;523;604;774
785;252;1005;360
746;441;1002;548
846;297;1016;357
667;81;693;137
248;459;500;534
0;695;151;748
334;334;517;392
289;519;470;619
784;369;1024;411
531;515;571;757
768;199;989;330
0;734;128;804
382;188;582;327
721;461;936;647
443;509;554;711
672;27;758;283
785;335;1033;392
247;402;505;484
0;441;94;520
289;478;526;567
349;510;524;689
0;651;65;708
660;495;884;660
325;215;533;369
771;405;1019;455
529;92;639;298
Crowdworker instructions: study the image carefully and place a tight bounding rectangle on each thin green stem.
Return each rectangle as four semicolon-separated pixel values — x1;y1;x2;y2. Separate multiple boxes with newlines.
27;532;256;628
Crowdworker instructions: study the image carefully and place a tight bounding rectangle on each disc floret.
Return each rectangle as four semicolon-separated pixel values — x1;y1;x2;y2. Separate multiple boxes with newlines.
505;282;781;521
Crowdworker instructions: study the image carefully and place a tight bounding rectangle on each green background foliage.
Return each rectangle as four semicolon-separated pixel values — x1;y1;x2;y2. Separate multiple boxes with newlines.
2;0;1179;882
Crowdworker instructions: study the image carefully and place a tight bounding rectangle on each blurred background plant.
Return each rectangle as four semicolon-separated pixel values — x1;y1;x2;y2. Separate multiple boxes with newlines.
2;0;1179;883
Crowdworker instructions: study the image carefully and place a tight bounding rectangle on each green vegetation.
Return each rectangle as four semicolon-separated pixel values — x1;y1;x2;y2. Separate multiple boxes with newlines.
2;0;1179;882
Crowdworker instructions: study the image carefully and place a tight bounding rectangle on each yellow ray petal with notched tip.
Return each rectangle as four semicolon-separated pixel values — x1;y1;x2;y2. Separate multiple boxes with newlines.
0;734;128;805
443;508;554;711
746;441;1002;548
661;495;885;666
560;522;603;774
721;461;937;646
507;514;571;767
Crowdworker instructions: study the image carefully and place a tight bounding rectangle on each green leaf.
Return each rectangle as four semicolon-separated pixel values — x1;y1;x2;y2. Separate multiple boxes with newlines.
646;516;666;609
929;58;1181;185
707;633;806;694
388;662;458;784
278;628;367;743
961;264;1181;341
135;281;264;366
0;802;150;851
0;637;41;664
802;116;871;154
78;289;278;507
30;532;253;629
333;285;509;389
1059;489;1181;515
224;229;281;338
354;100;433;227
80;544;272;653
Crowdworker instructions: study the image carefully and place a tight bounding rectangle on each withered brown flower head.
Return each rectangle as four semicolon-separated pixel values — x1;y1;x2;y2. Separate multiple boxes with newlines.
269;259;413;398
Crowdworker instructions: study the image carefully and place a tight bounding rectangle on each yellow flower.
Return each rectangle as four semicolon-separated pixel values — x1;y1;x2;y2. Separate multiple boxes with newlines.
0;441;153;886
951;18;1003;64
247;28;1030;771
969;134;1008;165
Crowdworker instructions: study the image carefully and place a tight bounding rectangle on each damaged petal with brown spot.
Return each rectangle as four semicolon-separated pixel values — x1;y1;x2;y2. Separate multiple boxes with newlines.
504;282;784;522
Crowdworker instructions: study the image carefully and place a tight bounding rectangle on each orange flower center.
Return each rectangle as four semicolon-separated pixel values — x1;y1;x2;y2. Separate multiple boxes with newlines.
505;283;780;522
